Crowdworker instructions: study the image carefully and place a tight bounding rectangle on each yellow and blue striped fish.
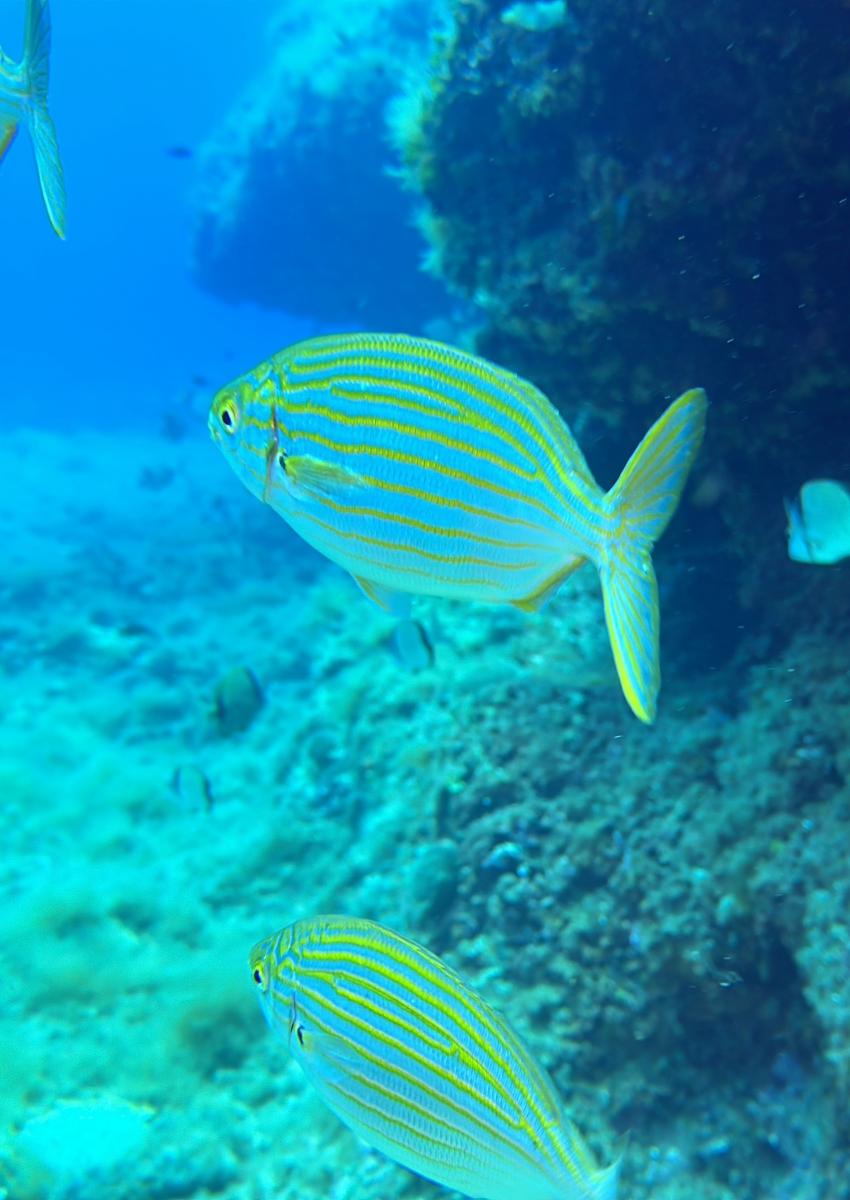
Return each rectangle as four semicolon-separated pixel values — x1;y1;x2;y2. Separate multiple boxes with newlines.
250;915;619;1200
210;333;706;721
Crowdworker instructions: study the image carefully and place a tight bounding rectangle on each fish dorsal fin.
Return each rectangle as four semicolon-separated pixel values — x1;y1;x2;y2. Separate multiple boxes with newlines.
510;555;587;613
285;453;364;498
510;377;598;485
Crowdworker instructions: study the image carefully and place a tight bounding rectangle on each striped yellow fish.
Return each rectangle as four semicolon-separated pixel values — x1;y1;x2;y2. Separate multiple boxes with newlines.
210;333;706;721
250;915;619;1200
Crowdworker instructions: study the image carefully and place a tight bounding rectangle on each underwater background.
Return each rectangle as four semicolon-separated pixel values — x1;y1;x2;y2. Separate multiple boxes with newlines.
2;0;850;1197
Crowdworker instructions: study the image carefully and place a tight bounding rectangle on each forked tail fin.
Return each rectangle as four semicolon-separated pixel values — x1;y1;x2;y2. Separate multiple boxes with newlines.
23;0;66;237
599;388;707;722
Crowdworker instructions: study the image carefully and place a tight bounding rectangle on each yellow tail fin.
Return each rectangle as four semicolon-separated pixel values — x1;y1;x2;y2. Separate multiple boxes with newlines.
599;388;707;722
23;0;66;237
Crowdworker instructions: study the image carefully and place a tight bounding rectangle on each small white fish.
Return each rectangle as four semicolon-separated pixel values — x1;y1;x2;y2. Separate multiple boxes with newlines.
786;479;850;565
0;0;65;237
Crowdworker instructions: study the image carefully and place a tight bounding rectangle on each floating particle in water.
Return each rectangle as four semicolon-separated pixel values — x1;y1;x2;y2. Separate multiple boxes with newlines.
210;667;264;736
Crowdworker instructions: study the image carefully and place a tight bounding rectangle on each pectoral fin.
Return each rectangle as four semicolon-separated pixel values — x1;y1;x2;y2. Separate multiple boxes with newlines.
0;120;19;163
285;453;363;498
297;1027;369;1079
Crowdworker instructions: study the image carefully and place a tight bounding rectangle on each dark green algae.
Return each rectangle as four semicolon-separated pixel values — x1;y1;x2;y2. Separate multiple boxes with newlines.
180;3;850;1194
385;3;850;1193
396;0;850;631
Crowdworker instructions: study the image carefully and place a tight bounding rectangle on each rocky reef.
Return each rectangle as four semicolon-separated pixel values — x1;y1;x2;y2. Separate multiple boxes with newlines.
5;3;850;1199
393;0;850;626
381;3;850;1192
1;412;848;1199
191;0;448;327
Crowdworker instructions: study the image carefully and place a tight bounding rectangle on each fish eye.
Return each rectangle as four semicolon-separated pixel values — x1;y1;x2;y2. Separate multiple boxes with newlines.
213;392;240;435
251;962;268;992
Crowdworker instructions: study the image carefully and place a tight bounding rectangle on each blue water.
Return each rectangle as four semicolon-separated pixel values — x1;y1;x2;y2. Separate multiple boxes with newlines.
2;3;850;1200
0;0;307;431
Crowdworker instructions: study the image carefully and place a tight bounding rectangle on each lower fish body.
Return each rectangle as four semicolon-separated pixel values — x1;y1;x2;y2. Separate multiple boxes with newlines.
0;0;65;237
210;333;707;721
250;915;618;1200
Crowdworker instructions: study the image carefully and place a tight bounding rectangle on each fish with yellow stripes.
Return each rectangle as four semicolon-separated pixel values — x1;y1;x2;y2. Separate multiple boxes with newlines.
250;915;619;1200
0;0;66;238
210;333;706;721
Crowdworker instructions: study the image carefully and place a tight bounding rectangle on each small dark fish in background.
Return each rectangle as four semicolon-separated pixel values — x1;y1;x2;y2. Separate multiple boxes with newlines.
172;765;214;812
158;375;213;443
159;412;187;443
138;465;175;492
166;144;193;160
210;666;264;736
117;620;152;640
391;619;435;672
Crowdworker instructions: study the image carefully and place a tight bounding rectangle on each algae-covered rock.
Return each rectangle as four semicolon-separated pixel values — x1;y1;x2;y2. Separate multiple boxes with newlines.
5;402;850;1200
404;618;850;1198
191;0;448;327
15;1098;154;1194
394;0;850;621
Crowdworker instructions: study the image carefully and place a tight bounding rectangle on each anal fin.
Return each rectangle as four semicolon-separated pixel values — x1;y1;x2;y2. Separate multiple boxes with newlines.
352;575;411;618
510;556;587;613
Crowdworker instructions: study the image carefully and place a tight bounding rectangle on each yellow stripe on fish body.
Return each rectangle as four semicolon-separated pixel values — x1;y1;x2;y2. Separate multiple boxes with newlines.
210;333;707;722
250;915;619;1200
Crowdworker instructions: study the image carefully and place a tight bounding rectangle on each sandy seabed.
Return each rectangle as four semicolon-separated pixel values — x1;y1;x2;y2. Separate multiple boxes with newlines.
0;427;609;1200
1;427;848;1200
